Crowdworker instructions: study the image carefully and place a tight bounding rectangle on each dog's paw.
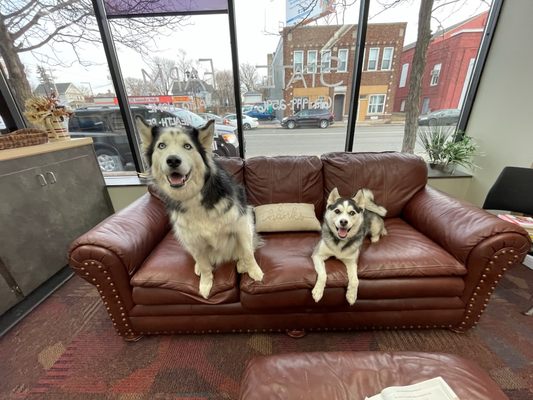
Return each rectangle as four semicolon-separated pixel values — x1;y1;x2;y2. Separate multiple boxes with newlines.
247;264;264;282
194;263;201;276
312;284;325;302
199;274;213;299
370;235;380;243
346;288;358;305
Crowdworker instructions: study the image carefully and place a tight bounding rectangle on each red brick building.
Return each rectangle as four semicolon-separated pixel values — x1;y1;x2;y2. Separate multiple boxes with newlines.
393;12;488;114
272;22;406;122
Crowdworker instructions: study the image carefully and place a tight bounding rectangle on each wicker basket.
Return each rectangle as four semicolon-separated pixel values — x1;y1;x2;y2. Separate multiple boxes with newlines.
0;128;48;150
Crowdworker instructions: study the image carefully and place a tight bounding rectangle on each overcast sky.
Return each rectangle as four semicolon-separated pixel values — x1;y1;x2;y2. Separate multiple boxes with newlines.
20;0;490;95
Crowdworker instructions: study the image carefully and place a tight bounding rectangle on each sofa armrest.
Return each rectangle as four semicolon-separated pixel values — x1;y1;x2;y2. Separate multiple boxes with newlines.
403;186;531;331
68;192;170;339
69;192;170;275
403;186;531;264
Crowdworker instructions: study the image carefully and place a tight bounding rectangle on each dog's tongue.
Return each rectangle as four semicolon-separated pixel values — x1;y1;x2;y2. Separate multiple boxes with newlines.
338;227;348;238
169;173;186;185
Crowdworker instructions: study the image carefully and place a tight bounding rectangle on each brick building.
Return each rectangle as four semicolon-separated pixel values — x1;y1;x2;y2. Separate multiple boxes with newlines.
270;22;406;122
394;12;488;114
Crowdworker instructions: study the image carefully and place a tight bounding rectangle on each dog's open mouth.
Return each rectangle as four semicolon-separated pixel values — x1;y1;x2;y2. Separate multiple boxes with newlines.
337;227;351;239
167;172;190;188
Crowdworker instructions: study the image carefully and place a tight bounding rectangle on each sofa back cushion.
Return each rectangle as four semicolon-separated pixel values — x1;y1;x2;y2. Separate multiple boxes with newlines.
216;157;245;185
244;156;323;219
321;152;427;217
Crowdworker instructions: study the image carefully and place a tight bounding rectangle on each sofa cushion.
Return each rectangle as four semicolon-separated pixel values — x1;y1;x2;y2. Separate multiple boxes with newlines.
240;218;466;309
321;152;427;217
130;232;239;305
245;156;323;219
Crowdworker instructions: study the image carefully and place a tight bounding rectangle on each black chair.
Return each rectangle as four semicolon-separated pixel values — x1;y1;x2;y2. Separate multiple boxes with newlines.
483;166;533;215
483;166;533;315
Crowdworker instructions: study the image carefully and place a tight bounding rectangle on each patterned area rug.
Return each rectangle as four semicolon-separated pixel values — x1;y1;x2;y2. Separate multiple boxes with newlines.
1;264;532;400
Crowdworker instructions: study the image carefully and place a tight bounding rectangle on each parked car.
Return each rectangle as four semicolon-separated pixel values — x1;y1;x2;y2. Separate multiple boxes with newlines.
68;106;239;172
197;112;224;124
418;109;460;127
222;114;259;130
244;106;275;121
281;108;334;129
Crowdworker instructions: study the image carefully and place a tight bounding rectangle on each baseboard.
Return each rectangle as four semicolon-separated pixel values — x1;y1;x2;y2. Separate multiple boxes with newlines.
524;254;533;270
0;266;73;337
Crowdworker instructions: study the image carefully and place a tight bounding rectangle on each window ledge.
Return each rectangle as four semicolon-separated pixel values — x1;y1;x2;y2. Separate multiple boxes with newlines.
104;175;146;187
427;166;472;179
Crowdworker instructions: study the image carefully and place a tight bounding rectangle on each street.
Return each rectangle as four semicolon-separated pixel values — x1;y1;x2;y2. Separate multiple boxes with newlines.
242;122;422;158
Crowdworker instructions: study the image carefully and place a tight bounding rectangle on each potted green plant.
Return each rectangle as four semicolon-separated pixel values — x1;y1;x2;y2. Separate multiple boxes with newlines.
418;126;480;173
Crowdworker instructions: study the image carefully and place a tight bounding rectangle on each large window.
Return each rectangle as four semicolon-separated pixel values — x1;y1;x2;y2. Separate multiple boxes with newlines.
359;0;493;154
0;0;496;164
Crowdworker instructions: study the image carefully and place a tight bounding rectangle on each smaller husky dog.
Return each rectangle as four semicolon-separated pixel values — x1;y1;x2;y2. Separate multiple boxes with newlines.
311;188;387;305
136;117;264;299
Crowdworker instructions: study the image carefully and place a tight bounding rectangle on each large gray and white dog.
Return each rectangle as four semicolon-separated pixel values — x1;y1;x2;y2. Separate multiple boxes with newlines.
136;117;264;299
312;188;387;305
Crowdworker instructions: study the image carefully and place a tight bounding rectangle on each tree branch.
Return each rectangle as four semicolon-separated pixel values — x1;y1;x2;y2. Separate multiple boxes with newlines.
17;13;88;52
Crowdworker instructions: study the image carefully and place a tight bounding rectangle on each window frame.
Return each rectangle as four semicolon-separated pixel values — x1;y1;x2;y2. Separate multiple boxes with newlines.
381;47;394;70
337;48;349;72
367;47;380;71
430;63;442;86
367;94;386;114
399;63;409;88
321;50;331;73
293;50;304;73
307;50;318;74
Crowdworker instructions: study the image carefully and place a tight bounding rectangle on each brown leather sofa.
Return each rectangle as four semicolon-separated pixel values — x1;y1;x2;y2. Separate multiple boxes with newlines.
68;152;532;341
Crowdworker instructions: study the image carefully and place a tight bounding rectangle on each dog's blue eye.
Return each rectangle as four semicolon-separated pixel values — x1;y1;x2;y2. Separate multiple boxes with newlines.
184;143;192;150
334;209;341;214
157;143;166;149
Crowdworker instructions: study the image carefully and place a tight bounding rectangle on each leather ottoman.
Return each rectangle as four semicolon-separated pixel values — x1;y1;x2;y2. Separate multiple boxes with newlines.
239;351;509;400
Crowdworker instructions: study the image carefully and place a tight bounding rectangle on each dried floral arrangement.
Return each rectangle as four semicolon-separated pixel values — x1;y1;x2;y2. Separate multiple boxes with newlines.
24;92;72;140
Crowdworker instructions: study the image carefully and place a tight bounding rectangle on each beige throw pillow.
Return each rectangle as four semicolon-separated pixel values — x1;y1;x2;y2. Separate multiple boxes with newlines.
254;203;321;233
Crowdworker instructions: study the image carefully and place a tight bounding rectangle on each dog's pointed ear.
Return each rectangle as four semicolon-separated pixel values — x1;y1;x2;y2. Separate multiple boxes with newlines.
327;187;340;204
198;119;215;153
135;116;153;151
353;189;366;207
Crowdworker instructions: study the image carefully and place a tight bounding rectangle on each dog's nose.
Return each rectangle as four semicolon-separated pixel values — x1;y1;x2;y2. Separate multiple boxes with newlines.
339;219;348;226
166;156;182;168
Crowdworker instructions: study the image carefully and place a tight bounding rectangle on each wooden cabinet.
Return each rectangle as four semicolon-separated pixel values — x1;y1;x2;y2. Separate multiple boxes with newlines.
0;139;113;315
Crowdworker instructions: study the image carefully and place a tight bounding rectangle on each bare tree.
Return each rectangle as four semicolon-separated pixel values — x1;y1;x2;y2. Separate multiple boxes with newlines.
0;0;187;109
239;63;260;93
402;0;434;153
141;56;178;95
214;70;235;112
175;49;198;83
124;77;158;96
